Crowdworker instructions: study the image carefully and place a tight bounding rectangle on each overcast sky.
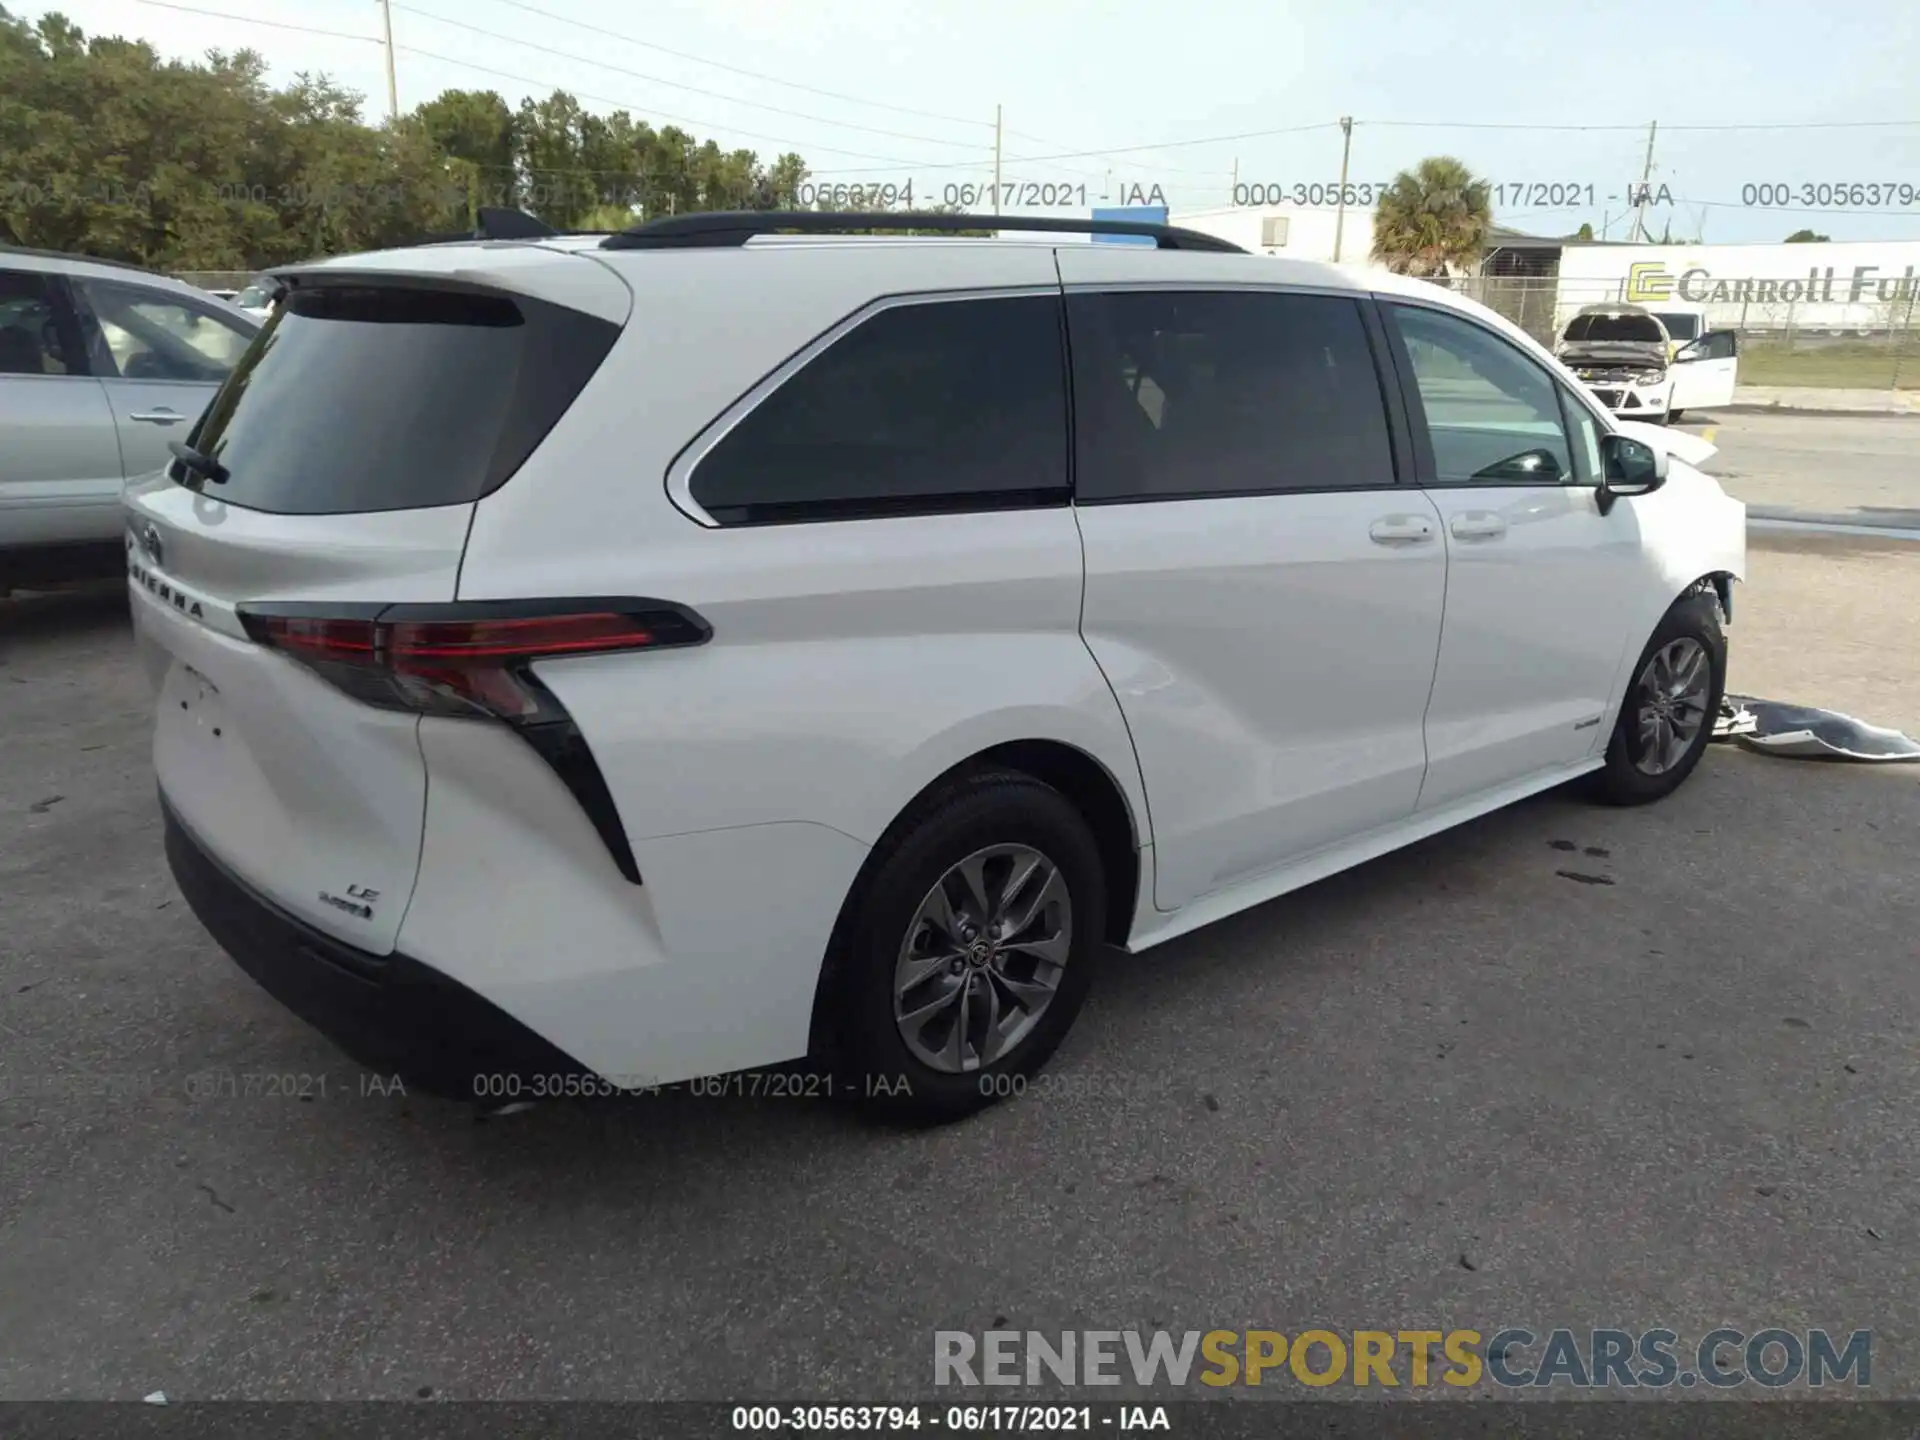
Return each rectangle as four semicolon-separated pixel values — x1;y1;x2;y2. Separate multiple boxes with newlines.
28;0;1920;243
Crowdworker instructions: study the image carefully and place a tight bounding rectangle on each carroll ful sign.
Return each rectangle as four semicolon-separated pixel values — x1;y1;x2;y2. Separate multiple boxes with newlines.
1625;260;1920;306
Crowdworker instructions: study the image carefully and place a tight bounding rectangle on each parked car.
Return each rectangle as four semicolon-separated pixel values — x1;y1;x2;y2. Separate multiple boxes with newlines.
126;212;1745;1123
229;280;276;321
1555;302;1740;423
1;246;261;588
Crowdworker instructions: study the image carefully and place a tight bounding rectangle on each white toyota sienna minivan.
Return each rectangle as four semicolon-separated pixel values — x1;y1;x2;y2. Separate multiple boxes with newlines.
125;210;1746;1123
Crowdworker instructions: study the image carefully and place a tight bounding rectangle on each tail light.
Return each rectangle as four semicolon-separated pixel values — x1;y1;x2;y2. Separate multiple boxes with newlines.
238;598;712;885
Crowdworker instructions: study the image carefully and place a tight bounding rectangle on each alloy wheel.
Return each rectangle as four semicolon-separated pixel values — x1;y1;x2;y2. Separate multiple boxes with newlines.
892;843;1073;1074
1630;636;1712;775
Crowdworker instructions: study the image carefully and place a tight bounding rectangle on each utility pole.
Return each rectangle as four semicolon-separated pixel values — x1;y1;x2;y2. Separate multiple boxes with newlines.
1332;116;1354;263
378;0;398;122
1628;119;1657;244
993;104;1003;216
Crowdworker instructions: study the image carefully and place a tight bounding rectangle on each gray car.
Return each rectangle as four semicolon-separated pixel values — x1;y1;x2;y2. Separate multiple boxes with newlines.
1;247;262;586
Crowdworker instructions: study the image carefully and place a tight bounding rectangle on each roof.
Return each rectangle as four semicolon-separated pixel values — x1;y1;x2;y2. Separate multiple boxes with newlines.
1481;227;1564;252
601;209;1242;252
0;245;262;318
0;243;164;276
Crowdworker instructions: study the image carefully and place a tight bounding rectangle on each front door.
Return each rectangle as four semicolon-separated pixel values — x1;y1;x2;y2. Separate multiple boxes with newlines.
68;276;257;479
1378;300;1650;814
0;267;125;547
1670;331;1739;412
1058;258;1447;912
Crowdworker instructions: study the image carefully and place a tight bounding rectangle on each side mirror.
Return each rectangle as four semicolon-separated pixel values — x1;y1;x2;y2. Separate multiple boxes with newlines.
1596;433;1667;515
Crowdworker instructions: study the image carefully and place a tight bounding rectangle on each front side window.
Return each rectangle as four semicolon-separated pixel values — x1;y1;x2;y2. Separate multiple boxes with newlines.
1387;303;1572;486
74;278;256;382
1067;289;1396;502
688;294;1069;526
0;270;74;376
1559;386;1605;485
1693;330;1737;361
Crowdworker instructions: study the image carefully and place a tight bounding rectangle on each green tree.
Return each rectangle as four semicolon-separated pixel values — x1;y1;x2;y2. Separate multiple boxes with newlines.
413;88;516;221
1573;222;1595;241
1370;157;1491;276
0;7;821;266
1785;228;1830;243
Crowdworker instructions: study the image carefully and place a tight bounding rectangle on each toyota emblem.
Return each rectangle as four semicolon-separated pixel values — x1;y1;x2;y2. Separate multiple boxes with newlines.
137;520;164;567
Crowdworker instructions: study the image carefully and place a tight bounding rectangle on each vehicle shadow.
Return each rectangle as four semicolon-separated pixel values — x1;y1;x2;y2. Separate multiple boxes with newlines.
0;579;129;645
302;775;1621;1182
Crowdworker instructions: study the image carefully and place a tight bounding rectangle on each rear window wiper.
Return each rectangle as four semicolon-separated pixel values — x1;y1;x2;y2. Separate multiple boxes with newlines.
168;439;230;486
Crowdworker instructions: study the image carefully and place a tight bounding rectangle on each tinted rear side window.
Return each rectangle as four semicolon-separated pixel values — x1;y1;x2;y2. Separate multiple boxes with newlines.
1067;290;1395;502
687;293;1068;526
182;283;620;515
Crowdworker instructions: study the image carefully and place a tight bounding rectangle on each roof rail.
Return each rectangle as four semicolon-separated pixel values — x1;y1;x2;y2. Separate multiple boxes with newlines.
600;210;1247;253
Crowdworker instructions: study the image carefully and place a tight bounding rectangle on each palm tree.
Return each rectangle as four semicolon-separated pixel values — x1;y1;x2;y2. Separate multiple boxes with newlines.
1370;157;1492;277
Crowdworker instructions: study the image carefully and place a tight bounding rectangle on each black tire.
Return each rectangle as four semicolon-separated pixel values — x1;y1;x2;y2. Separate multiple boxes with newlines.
820;766;1107;1125
1668;409;1685;423
1586;592;1727;806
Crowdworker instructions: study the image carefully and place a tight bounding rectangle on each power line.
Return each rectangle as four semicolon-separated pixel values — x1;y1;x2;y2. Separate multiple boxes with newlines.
116;7;1920;193
1358;118;1920;132
390;3;987;149
138;0;378;42
140;0;950;163
811;121;1344;175
391;41;946;165
480;0;992;129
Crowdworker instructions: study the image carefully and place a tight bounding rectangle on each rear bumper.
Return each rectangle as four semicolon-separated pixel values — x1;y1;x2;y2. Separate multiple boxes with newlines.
162;791;591;1100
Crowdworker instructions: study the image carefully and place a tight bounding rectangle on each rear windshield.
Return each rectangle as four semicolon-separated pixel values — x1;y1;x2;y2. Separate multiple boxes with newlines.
1651;312;1701;340
1562;312;1666;344
178;282;621;515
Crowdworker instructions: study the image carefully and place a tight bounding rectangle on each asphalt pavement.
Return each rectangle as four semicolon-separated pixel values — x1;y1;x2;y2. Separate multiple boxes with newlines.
2;440;1917;1402
1687;409;1920;532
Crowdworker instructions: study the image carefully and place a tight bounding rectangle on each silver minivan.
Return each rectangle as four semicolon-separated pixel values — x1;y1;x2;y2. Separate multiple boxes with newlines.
0;247;261;586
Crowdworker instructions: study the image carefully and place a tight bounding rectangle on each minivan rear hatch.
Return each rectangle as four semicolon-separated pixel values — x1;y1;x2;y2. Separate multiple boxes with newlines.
125;244;631;951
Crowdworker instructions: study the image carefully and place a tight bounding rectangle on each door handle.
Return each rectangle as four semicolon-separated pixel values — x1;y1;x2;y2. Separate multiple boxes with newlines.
1369;515;1436;545
129;408;184;425
1450;512;1507;541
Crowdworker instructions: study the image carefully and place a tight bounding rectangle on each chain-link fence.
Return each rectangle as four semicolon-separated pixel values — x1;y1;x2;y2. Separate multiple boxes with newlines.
1443;274;1920;391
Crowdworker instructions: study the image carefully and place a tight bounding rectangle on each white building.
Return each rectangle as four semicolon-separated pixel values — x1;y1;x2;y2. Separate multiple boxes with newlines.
1553;239;1920;334
1166;205;1377;265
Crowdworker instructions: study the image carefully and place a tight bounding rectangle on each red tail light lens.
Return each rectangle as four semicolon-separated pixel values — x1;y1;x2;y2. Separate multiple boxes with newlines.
239;600;709;721
236;599;706;888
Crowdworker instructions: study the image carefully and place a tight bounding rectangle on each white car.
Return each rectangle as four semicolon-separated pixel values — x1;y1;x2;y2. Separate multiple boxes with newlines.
125;212;1746;1123
1557;303;1740;424
229;281;277;321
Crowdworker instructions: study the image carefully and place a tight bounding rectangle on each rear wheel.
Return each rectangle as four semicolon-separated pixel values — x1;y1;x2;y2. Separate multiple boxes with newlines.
824;767;1106;1124
1587;593;1726;806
